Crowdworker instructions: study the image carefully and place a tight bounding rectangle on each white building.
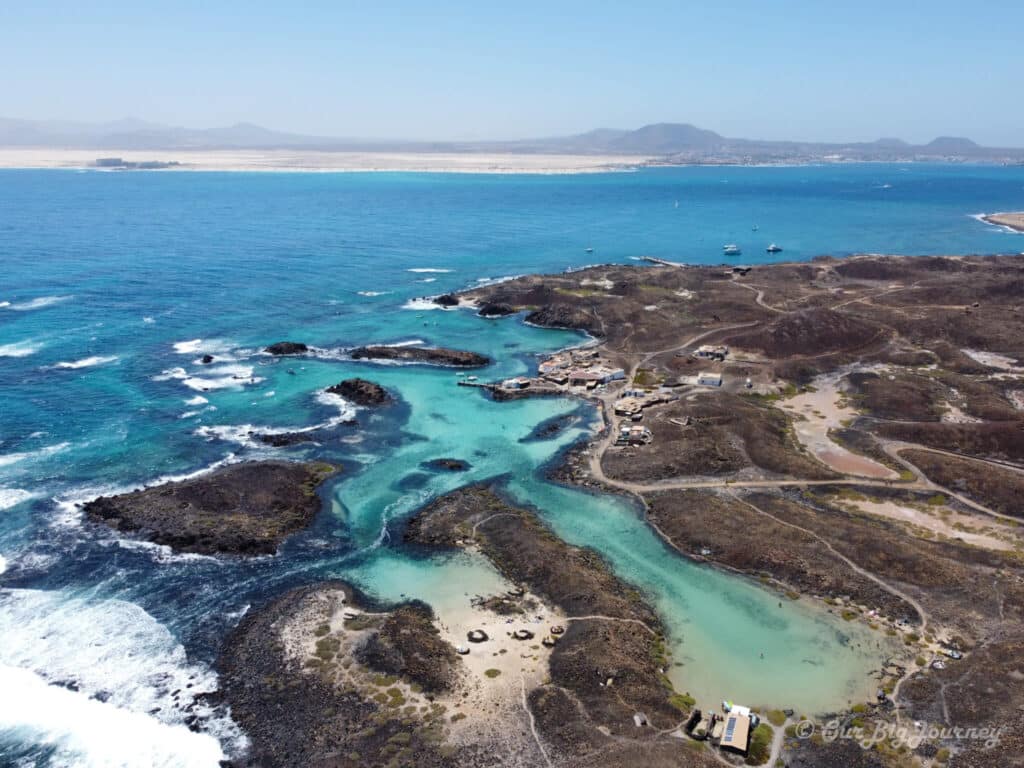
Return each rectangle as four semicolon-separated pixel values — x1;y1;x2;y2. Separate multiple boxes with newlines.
697;372;723;387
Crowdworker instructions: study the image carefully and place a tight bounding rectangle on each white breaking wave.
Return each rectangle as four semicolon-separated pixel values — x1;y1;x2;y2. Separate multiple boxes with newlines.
54;355;119;370
406;268;453;273
196;390;356;448
172;338;235;356
0;339;44;357
0;666;228;767
0;301;9;308
5;295;72;311
0;442;70;468
417;277;437;283
153;366;188;382
0;589;243;766
383;339;426;347
0;554;5;575
0;488;35;510
182;364;263;392
143;316;156;324
357;290;389;297
402;298;446;311
184;395;209;406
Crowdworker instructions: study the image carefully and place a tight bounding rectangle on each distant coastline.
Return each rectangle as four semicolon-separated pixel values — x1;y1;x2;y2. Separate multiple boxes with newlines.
2;147;1024;175
981;211;1024;233
0;148;649;175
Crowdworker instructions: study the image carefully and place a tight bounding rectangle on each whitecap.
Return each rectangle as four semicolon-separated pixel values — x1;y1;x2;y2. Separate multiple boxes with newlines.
264;390;276;397
357;291;389;297
0;489;33;510
383;339;426;348
153;366;188;382
0;589;244;765
418;277;437;283
53;355;119;370
182;364;263;391
197;390;356;448
143;316;156;324
402;298;446;311
474;274;523;287
0;442;70;468
0;554;5;575
314;390;358;426
0;339;44;357
172;338;234;356
5;295;72;311
406;267;453;273
0;301;9;308
184;395;209;406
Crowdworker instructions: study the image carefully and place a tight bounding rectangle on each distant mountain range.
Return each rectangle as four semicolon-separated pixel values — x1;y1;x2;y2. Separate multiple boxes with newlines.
1;117;1021;163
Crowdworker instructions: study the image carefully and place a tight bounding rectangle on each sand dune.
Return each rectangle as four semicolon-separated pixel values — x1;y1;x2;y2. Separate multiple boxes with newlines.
0;148;649;174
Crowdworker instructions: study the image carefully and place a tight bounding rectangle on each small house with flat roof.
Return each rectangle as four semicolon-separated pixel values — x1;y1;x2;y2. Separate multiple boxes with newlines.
697;372;723;387
719;712;751;755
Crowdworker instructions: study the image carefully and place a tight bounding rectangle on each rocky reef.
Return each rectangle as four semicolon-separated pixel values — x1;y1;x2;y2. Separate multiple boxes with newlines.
84;460;338;555
264;341;309;355
350;345;490;368
326;377;393;406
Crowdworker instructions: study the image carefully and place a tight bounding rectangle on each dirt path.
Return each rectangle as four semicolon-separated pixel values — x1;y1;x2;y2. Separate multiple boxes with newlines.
725;492;931;729
733;280;785;313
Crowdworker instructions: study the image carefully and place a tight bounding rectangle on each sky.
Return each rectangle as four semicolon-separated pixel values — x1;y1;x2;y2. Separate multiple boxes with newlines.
2;1;1022;145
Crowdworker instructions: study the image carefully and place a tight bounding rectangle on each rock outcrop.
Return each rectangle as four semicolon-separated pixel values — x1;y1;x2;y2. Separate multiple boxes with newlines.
84;460;338;555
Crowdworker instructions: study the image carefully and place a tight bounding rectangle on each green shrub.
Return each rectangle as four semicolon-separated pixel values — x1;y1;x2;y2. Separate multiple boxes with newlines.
746;724;774;765
668;692;696;712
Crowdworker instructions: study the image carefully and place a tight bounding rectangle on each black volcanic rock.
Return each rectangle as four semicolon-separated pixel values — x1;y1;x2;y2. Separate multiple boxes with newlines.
420;458;471;472
255;432;319;447
264;341;308;356
84;460;338;555
524;304;596;332
350;345;489;368
477;302;516;317
325;378;392;406
433;293;459;308
199;354;214;364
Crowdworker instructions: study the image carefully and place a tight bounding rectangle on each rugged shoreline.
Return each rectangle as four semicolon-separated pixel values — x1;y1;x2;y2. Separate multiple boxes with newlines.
84;460;339;555
456;253;1024;765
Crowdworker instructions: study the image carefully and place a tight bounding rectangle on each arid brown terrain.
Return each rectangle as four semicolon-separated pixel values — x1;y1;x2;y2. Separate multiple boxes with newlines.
463;254;1024;767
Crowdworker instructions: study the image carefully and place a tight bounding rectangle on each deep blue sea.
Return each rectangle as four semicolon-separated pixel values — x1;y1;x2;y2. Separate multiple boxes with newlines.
1;164;1022;766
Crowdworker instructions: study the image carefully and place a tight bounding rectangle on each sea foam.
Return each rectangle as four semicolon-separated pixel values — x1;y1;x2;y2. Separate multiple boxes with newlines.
0;339;44;357
0;442;70;468
54;355;119;370
406;268;453;273
0;489;34;510
5;295;72;311
0;589;244;765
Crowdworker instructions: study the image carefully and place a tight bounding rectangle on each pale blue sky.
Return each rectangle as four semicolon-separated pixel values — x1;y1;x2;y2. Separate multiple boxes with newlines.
2;1;1022;145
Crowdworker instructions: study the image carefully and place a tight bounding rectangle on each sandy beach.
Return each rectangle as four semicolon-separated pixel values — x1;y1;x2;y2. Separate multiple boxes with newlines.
981;211;1024;232
0;148;649;174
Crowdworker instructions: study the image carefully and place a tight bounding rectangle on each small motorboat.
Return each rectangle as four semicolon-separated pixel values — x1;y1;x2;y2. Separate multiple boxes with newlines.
766;243;783;253
585;247;594;253
723;244;741;256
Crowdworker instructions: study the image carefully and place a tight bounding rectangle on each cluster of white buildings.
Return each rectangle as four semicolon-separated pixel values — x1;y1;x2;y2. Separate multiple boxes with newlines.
538;349;625;389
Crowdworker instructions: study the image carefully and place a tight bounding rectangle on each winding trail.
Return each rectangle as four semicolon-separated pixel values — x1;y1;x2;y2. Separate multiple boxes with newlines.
725;492;929;632
520;677;553;768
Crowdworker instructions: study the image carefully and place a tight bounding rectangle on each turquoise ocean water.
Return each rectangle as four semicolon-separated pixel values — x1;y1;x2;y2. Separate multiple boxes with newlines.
1;164;1022;766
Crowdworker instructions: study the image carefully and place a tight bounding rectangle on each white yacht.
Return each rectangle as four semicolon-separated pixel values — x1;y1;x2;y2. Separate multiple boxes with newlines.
766;243;783;253
723;244;741;256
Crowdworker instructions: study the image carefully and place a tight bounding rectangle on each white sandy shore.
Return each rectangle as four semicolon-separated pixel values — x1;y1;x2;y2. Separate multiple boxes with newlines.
0;148;650;175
